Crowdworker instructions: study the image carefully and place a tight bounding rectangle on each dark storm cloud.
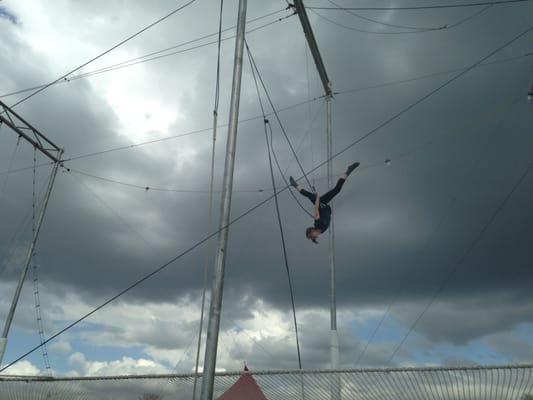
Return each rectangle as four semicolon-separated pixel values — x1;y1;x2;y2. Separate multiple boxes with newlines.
1;0;533;369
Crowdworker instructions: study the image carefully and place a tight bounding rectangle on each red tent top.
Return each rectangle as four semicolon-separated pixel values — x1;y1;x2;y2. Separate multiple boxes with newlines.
217;366;268;400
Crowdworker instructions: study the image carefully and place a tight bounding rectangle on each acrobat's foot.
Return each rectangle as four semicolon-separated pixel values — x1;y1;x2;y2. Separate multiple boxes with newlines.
345;162;360;176
289;176;298;188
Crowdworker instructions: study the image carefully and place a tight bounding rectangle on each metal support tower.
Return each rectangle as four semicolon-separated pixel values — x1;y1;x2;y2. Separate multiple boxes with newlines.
293;0;332;98
326;95;339;369
292;1;340;398
0;100;62;164
327;95;341;400
200;0;247;398
0;100;63;366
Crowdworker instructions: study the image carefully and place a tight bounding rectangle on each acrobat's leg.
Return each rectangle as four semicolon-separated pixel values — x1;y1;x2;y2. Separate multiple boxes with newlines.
320;179;345;204
320;162;359;204
299;188;316;204
290;176;316;204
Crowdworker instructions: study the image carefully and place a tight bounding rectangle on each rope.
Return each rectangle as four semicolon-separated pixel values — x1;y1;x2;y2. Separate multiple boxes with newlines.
246;39;304;372
30;148;53;374
32;263;52;374
303;44;318;190
267;123;313;218
191;1;224;399
247;43;307;400
2;24;531;373
32;147;36;234
244;40;314;217
244;41;314;192
267;120;308;400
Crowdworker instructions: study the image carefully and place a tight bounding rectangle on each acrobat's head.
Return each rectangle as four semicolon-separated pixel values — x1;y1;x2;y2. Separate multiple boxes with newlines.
306;227;321;244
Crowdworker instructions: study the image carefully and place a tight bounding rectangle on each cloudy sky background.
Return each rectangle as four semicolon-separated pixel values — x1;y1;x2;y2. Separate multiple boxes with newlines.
0;0;533;379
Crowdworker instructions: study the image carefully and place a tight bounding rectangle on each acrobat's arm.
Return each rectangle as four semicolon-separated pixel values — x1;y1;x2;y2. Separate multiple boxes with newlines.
314;193;320;220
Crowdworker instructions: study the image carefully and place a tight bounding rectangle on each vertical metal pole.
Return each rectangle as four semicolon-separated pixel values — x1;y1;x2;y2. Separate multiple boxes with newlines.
192;113;218;400
327;96;336;334
200;0;246;399
0;154;63;365
327;95;341;400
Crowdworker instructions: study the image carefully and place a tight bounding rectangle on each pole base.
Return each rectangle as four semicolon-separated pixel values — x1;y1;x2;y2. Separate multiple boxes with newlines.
0;337;7;366
330;330;341;400
330;329;340;368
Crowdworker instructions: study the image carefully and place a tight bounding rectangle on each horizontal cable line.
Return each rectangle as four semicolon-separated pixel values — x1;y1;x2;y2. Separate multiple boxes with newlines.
308;8;446;34
6;0;199;109
334;52;532;96
0;52;533;175
0;97;320;176
68;168;268;193
1;50;529;176
306;0;532;11
0;9;293;100
308;3;495;34
0;47;533;176
324;0;442;31
4;364;533;381
70;14;295;78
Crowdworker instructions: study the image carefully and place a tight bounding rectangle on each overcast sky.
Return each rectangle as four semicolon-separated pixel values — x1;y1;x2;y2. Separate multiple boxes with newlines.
0;0;533;382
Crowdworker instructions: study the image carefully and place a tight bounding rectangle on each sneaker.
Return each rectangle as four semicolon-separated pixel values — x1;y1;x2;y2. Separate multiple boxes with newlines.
345;162;360;176
289;176;298;188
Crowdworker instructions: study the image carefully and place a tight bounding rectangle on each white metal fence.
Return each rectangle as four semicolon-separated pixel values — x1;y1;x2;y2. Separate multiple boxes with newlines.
1;364;533;399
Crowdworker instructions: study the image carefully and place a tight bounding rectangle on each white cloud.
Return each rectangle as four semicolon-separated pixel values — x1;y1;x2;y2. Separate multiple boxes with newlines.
68;352;170;376
105;83;181;143
48;340;72;355
0;360;40;376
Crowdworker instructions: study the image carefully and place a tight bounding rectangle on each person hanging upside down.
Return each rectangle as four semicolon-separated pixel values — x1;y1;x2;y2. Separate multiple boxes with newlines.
289;162;359;244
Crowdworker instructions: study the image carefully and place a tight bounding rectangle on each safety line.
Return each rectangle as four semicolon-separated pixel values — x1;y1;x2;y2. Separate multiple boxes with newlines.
192;1;224;398
244;41;314;217
247;40;304;371
244;41;314;191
